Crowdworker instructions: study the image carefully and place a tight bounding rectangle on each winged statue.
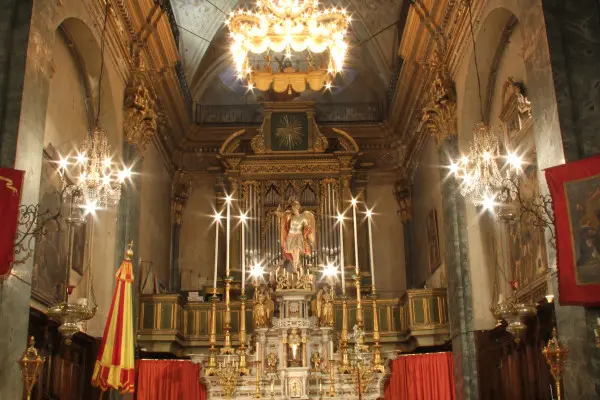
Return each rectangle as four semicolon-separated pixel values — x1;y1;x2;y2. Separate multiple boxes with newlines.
276;198;316;272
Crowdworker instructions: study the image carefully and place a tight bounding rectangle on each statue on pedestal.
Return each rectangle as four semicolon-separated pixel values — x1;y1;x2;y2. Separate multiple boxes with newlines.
277;198;315;272
316;283;335;327
253;284;273;328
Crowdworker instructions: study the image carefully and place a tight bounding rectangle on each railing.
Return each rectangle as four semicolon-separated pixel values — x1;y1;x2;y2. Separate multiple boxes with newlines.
137;288;450;354
193;102;386;125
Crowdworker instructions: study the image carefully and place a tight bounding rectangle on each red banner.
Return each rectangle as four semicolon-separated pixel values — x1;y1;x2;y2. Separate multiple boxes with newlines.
0;168;25;277
546;154;600;305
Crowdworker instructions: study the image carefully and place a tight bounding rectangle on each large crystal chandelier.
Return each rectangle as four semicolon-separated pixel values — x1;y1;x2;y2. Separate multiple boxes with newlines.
226;0;351;86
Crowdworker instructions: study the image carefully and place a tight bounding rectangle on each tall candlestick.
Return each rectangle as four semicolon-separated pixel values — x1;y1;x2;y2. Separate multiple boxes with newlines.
351;198;359;274
225;194;232;277
241;212;246;294
338;213;345;294
213;212;221;291
366;208;375;294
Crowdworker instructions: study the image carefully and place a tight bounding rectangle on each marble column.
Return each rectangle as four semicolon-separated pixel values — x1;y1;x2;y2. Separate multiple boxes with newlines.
520;0;600;397
0;1;43;398
438;135;478;400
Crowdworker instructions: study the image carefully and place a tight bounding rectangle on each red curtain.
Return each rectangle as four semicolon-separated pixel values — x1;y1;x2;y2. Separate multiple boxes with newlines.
135;360;206;400
385;352;455;400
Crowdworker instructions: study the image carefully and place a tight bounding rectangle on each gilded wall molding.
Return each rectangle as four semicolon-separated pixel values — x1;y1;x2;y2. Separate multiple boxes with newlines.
420;50;458;145
123;55;158;152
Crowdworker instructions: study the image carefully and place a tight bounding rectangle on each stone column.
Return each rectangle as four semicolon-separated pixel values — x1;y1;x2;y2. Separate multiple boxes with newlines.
521;1;600;397
438;135;478;400
0;2;42;398
422;56;478;399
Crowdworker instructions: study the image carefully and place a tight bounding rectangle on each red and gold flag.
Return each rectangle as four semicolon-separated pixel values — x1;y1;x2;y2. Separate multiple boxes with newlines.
0;168;25;277
91;243;136;393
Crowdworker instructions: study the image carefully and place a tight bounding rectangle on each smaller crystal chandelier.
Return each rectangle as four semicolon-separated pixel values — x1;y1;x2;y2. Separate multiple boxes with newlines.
449;122;521;207
448;1;522;209
57;2;131;210
59;127;131;209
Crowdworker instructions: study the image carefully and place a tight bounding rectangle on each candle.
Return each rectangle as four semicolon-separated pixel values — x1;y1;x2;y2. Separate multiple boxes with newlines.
213;212;221;291
351;198;359;274
225;194;232;277
366;207;375;291
338;213;345;294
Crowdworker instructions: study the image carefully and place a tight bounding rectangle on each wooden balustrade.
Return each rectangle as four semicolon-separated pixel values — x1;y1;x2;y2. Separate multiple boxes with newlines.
137;288;450;355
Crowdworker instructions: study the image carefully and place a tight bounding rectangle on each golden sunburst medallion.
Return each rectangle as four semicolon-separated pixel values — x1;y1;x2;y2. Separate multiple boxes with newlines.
276;115;304;149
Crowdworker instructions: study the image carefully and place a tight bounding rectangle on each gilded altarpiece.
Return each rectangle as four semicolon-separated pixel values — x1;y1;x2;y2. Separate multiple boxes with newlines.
220;102;360;273
499;79;549;298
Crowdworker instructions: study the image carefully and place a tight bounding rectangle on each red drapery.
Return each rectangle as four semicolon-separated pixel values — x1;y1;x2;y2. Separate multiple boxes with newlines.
135;360;206;400
385;352;455;400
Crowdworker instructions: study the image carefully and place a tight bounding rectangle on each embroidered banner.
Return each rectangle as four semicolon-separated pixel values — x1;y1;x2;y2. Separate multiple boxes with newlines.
546;154;600;305
0;168;25;276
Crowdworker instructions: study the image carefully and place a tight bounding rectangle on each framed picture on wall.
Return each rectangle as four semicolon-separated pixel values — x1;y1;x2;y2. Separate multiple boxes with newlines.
426;209;441;273
546;154;600;305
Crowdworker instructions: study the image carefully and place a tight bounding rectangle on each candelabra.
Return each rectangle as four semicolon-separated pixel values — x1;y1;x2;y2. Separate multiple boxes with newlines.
543;328;568;400
18;337;45;400
216;356;240;399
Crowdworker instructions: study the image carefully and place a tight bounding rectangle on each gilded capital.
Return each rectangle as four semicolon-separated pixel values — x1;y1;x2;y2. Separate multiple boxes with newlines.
123;65;158;152
421;51;457;145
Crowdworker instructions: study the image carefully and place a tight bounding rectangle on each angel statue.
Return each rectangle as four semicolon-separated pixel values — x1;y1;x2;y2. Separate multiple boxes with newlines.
253;284;272;328
277;198;316;272
316;283;335;327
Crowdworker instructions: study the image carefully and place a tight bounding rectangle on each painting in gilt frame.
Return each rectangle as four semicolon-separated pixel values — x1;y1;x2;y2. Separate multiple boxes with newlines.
270;112;309;152
426;209;441;273
32;145;87;305
546;154;600;305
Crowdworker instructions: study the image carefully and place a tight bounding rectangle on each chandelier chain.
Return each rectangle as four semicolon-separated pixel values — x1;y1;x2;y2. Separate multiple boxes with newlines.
466;0;484;122
95;0;110;127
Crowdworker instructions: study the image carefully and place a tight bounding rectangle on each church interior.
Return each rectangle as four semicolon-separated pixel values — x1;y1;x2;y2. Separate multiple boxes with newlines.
1;0;600;399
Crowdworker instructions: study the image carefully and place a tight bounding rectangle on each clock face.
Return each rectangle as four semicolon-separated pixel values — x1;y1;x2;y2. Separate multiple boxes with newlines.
271;112;309;151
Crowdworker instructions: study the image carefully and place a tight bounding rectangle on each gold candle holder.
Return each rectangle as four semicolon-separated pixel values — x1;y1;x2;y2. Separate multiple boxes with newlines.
370;295;385;373
339;295;351;374
238;294;250;376
221;276;235;355
253;360;262;398
18;337;45;400
353;274;364;333
543;328;568;400
206;294;219;376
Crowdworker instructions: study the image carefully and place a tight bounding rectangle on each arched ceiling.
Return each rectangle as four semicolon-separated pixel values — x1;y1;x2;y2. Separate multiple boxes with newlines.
171;0;406;103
